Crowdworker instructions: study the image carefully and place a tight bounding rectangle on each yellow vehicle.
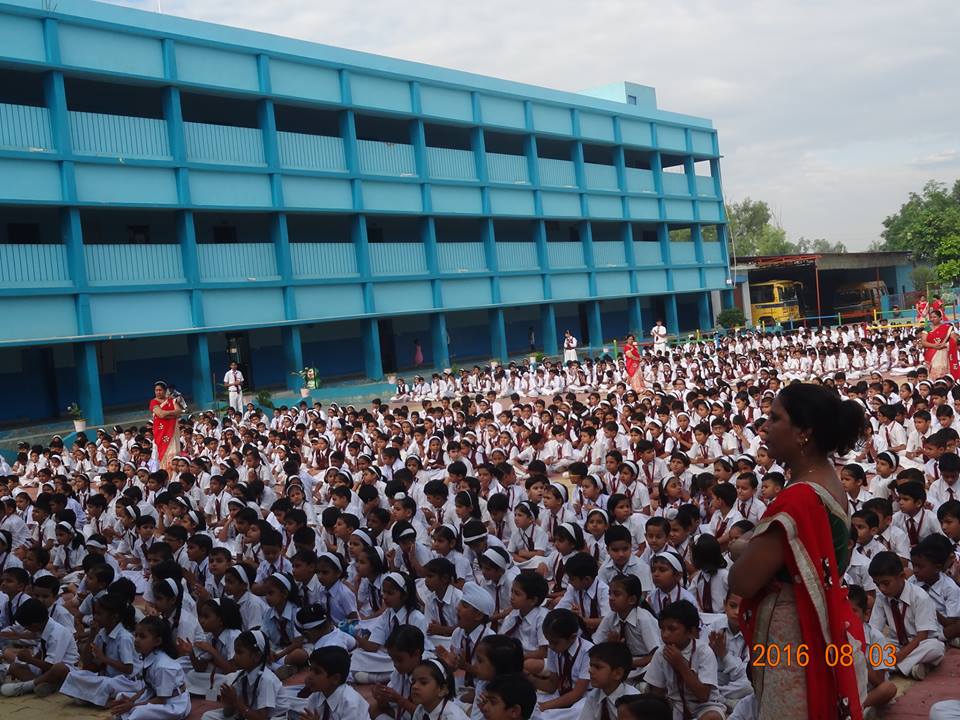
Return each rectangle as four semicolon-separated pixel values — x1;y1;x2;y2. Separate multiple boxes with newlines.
750;280;803;326
834;280;889;322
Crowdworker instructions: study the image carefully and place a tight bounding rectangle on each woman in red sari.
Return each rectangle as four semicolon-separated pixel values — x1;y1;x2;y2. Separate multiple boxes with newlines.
921;309;960;379
150;381;180;472
729;384;868;720
623;333;645;393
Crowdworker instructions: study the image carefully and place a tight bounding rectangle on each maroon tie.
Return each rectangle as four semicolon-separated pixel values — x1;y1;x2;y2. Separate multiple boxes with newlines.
907;517;920;546
435;599;446;626
890;598;909;646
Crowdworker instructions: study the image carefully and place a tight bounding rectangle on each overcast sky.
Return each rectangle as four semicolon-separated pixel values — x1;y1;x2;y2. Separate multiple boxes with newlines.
113;0;960;250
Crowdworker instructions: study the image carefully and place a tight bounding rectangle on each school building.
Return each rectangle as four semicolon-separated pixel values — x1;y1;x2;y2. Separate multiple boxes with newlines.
0;0;732;426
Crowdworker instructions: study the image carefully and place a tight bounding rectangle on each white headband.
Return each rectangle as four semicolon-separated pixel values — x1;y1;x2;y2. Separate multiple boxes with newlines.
249;629;267;653
653;552;683;573
271;572;292;591
481;547;509;570
384;571;406;590
318;552;344;572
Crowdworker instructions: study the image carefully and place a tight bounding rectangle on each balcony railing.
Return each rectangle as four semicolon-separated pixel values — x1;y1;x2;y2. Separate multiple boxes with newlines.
85;244;184;284
277;132;347;172
0;244;71;286
197;243;279;281
70;111;170;158
290;242;358;277
357;139;417;177
0;103;53;151
426;147;477;181
184;122;265;165
437;242;486;272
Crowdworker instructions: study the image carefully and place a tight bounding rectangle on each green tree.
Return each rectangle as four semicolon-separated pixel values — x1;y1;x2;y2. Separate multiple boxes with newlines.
877;180;960;264
726;198;773;256
794;237;847;253
911;264;937;291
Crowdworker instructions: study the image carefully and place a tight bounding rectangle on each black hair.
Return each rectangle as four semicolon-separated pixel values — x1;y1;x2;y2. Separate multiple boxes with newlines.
296;603;330;631
198;597;244;630
96;592;137;631
776;383;866;456
691;534;727;573
383;570;421;612
615;695;673;720
896;481;926;502
588;641;633;676
14;598;48;627
847;584;868;613
309;646;351;681
512;570;549;604
384;624;425;654
487;493;508;513
139;616;179;658
851;509;880;529
423;557;456;581
477;635;524;675
235;629;270;668
187;533;213;553
937;499;960;522
152;576;185;632
483;674;537;720
603;524;632;547
542;608;580;640
658;598;699;630
417;658;457;700
863;497;893;519
564;552;599;580
713;483;737;507
868;551;904;579
514;501;539;520
912;535;952;566
2;566;30;588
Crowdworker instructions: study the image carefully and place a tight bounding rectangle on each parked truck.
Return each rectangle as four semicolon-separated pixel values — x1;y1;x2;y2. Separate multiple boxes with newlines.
834;281;889;322
750;280;804;327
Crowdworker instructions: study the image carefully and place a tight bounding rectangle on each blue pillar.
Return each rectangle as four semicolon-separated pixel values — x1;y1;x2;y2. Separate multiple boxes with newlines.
628;297;643;337
75;342;104;426
489;308;508;362
282;326;304;391
665;295;680;336
362;319;383;381
541;304;559;356
432;313;451;370
188;334;213;407
587;300;603;349
698;292;712;331
722;289;736;309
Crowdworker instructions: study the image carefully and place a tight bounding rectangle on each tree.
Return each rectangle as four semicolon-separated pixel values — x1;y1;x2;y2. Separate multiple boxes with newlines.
794;237;847;254
911;265;937;291
876;180;960;264
726;198;774;256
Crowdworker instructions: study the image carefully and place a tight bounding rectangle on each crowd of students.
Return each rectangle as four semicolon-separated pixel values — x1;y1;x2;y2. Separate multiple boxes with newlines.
0;322;958;720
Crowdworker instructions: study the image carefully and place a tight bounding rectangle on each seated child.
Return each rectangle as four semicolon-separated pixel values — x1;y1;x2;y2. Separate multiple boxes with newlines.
578;641;640;718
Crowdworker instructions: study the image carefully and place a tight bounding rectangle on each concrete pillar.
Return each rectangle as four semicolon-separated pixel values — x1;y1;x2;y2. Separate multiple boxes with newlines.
665;295;680;336
362;319;383;381
628;297;643;337
282;326;304;391
432;313;451;370
188;334;213;408
541;304;559;356
698;293;713;331
75;342;104;425
587;300;603;349
489;308;508;363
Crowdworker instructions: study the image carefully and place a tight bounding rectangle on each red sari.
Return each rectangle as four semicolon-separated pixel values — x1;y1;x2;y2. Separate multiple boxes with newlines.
150;397;178;471
739;482;866;720
623;341;644;393
923;321;960;379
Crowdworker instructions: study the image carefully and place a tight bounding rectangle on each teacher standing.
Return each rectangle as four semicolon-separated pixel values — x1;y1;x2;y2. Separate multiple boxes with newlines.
150;380;180;473
729;384;867;720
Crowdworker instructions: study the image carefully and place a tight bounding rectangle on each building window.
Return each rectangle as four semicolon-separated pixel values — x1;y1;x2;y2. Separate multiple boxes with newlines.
6;223;41;244
127;225;151;244
627;95;638;105
212;225;238;244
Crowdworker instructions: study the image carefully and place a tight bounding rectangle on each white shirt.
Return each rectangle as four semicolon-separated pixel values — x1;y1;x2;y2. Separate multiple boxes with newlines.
224;370;245;389
304;683;370;719
578;682;640;720
645;638;722;719
870;581;939;647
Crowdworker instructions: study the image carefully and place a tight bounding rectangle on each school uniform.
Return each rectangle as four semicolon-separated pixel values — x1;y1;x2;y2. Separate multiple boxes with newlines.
200;665;280;720
412;699;469;720
317;579;357;624
556;577;609;629
351;606;430;674
262;602;299;660
707;617;752;708
598;555;653;595
892;508;941;546
481;566;518;623
234;590;270;631
538;636;593;720
691;568;729;615
928;478;960;510
60;623;142;706
577;682;640;720
843;550;877;592
644;638;725;720
122;650;191;720
877;525;912;561
500;605;549;653
508;525;549;569
595;606;661;666
303;683;370;720
583;534;608;566
870;581;946;676
24;616;79;673
449;622;496;689
373;669;414;720
649;584;698;618
704;507;743;538
185;627;241;699
908;572;960;641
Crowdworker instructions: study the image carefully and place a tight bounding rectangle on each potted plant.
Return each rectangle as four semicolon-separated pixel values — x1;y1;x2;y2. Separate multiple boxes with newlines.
67;402;86;432
291;367;321;398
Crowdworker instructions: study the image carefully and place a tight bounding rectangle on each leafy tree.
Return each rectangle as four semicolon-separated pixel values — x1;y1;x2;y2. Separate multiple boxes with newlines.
911;265;937;291
877;180;960;264
794;237;847;254
726;198;774;256
754;225;793;256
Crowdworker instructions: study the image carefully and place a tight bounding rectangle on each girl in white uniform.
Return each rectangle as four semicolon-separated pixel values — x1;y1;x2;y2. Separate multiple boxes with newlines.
184;597;242;699
108;616;191;720
410;657;469;720
58;593;142;706
200;629;283;720
531;608;592;720
350;571;430;677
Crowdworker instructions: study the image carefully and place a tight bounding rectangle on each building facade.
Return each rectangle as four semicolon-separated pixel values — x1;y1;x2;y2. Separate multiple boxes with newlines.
0;0;732;425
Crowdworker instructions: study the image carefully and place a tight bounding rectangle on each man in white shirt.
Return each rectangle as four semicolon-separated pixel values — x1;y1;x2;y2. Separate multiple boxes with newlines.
223;361;245;412
652;320;668;354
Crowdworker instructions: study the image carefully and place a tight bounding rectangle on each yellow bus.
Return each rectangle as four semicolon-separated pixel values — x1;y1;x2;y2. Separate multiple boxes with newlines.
750;280;803;326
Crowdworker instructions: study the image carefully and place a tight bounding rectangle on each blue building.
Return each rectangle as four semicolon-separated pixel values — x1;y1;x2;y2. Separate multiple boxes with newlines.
0;0;732;426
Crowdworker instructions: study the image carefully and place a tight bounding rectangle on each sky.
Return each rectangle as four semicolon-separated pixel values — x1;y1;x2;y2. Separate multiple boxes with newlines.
111;0;960;250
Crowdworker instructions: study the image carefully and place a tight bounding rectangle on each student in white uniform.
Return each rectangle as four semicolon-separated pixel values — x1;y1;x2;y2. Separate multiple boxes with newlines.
409;657;468;720
224;362;245;413
110;616;191;720
299;646;370;719
184;597;243;699
201;629;281;720
0;598;79;697
562;331;578;364
58;593;143;706
529;608;592;720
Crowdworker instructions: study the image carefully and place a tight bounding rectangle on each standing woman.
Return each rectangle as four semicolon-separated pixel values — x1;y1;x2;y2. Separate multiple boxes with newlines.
150;381;180;474
622;334;645;394
729;384;867;720
921;309;960;379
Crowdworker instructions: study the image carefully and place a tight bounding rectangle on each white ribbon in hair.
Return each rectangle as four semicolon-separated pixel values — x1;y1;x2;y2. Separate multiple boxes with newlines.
271;572;292;591
481;547;508;570
384;571;406;590
653;551;683;573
